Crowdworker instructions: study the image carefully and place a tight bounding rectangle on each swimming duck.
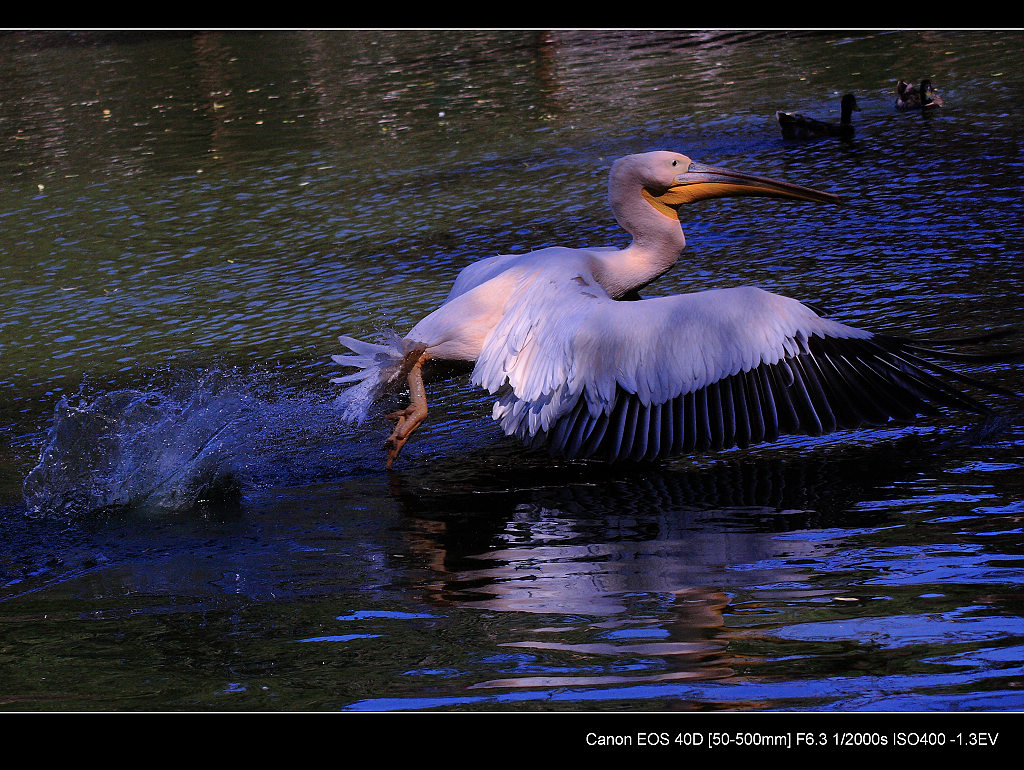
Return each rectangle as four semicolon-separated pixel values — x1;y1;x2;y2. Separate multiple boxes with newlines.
895;79;943;110
776;93;860;140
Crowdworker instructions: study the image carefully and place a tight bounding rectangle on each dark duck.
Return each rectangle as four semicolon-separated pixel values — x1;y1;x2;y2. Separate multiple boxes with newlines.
895;79;944;110
777;93;860;140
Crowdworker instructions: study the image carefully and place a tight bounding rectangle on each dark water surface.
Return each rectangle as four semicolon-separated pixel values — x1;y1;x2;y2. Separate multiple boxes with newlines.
1;30;1023;717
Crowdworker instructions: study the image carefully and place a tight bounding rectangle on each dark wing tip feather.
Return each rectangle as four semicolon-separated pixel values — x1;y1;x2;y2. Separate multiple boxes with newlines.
538;331;1015;463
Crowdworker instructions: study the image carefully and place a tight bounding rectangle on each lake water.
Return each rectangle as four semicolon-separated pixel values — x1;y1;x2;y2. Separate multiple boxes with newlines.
1;29;1023;725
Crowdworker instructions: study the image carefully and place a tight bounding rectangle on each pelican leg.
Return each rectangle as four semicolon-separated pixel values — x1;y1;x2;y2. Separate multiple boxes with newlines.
384;349;430;469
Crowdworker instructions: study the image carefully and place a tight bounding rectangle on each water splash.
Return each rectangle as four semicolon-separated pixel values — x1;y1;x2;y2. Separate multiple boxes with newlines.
21;369;379;519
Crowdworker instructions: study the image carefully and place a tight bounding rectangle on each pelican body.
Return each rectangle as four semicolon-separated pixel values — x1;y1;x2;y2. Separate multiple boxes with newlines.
333;151;1004;468
777;93;860;140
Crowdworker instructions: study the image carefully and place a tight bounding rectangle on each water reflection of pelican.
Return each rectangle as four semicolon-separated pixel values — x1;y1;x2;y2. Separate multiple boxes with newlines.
386;435;969;695
333;151;1012;469
389;431;974;616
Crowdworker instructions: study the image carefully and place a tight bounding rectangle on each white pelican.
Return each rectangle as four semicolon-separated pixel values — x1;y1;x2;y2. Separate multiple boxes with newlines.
332;150;1007;469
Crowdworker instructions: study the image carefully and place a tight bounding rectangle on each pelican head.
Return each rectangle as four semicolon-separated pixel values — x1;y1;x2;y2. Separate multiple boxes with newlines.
625;151;840;220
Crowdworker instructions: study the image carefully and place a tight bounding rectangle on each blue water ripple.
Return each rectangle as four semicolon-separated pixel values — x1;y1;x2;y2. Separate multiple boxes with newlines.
342;665;1024;712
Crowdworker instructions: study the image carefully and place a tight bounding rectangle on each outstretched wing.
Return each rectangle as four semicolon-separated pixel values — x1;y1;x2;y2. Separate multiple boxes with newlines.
472;263;997;461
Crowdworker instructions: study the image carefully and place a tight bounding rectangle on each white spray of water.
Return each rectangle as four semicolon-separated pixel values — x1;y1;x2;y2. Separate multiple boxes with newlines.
21;369;379;519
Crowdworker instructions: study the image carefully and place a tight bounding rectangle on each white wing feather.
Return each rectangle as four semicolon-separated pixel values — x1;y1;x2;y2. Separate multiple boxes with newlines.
472;259;874;455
